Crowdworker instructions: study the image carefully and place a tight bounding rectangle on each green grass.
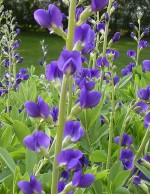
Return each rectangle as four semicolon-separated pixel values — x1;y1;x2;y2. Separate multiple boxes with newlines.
2;32;150;76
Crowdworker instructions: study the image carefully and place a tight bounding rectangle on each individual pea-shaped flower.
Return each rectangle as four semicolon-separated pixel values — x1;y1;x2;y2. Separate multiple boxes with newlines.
24;96;50;118
74;23;95;54
89;68;101;78
57;50;82;75
133;176;141;185
137;88;149;101
96;22;105;33
138;40;148;49
64;120;84;142
112;32;120;42
134;102;148;114
57;149;83;172
113;76;120;85
72;171;94;188
79;88;101;109
96;57;109;67
49;106;59;123
58;181;66;193
114;133;133;147
46;61;63;82
60;171;70;182
143;28;149;36
127;50;136;59
133;176;149;193
144;112;150;128
121;62;136;76
110;1;118;13
120;149;134;170
18;174;42;194
130;32;137;41
34;4;63;30
142;60;150;72
75;78;96;91
106;49;119;60
75;7;83;22
129;23;135;29
90;0;108;12
24;130;52;152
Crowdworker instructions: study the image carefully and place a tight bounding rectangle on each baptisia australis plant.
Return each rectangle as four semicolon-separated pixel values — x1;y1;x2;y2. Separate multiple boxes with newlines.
0;0;150;194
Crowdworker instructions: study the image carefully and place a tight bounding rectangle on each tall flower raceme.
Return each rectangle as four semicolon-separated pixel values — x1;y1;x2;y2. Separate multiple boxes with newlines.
9;1;150;194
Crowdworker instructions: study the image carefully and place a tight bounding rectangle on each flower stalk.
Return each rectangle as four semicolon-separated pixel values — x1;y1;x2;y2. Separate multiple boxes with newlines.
51;0;77;193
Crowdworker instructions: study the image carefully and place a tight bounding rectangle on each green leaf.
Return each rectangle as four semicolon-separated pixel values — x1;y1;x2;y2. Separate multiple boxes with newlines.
25;150;37;174
92;180;102;194
118;74;132;89
114;187;131;194
0;170;12;183
113;170;130;190
37;173;51;185
89;150;107;163
0;147;16;173
108;161;123;184
0;126;12;148
13;120;31;146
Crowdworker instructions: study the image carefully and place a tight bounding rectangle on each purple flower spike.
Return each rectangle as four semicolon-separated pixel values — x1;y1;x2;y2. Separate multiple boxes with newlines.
114;133;133;147
18;174;42;194
120;149;134;170
64;120;84;142
74;23;95;54
24;130;52;152
138;40;148;49
58;50;82;75
79;88;101;109
127;50;136;59
34;4;63;30
24;96;50;118
137;89;149;100
90;0;108;12
142;60;150;72
72;171;94;188
46;61;63;82
57;149;83;172
144;112;150;128
112;32;120;42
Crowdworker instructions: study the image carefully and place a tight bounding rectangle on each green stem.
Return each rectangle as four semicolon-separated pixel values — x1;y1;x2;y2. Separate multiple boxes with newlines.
51;75;69;194
134;128;150;162
106;74;115;170
68;76;73;115
66;0;77;115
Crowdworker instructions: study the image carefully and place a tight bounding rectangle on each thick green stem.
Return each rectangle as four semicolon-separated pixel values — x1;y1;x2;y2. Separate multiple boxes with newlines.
106;74;115;170
51;1;77;193
134;128;150;162
66;0;77;115
51;75;69;194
